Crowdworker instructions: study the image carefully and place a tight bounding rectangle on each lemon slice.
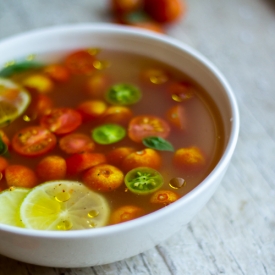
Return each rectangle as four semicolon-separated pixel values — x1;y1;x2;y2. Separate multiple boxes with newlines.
0;187;30;227
0;77;31;127
20;180;110;231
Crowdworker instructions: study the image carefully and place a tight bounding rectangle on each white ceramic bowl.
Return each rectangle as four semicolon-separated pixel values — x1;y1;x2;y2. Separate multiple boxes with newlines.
0;23;239;268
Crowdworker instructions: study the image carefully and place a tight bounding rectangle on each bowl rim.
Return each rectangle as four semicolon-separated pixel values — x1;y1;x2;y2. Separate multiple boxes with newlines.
0;23;240;238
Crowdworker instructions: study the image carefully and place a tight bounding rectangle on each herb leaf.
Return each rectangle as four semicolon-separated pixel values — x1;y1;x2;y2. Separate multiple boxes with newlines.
0;136;8;156
142;136;174;152
0;61;43;77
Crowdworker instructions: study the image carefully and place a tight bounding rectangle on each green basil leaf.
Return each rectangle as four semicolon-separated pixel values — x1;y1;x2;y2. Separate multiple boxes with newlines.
142;136;174;152
0;61;43;77
0;136;8;156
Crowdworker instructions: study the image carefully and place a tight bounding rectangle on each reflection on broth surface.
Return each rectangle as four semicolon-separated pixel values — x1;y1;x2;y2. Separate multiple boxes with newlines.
0;48;225;230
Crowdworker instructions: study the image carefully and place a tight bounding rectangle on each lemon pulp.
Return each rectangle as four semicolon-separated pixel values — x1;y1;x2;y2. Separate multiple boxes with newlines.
0;187;30;227
20;180;110;230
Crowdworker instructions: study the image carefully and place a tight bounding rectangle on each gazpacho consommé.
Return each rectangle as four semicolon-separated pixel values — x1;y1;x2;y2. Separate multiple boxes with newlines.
0;48;224;230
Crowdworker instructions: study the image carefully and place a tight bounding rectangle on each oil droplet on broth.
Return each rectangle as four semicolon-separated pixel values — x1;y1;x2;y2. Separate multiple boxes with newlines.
169;177;186;189
87;48;100;56
87;210;99;218
55;192;71;202
57;220;72;230
87;221;96;228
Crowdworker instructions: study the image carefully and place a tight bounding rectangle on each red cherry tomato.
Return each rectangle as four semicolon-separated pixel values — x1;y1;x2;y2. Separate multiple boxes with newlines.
143;0;184;23
111;0;143;14
40;108;82;135
12;126;57;157
65;50;96;74
128;115;170;143
166;105;186;130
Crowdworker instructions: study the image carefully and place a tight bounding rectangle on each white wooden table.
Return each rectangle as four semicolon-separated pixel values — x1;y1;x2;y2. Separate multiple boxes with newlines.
0;0;275;274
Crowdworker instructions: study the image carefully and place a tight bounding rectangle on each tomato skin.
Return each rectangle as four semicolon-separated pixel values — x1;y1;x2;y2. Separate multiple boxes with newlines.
77;100;107;122
166;105;186;130
101;106;133;125
121;148;161;172
0;130;10;148
111;0;143;14
129;21;165;33
0;156;8;173
143;0;184;23
65;50;96;74
26;94;53;119
12;126;57;157
36;155;66;181
40;108;82;135
173;146;206;172
168;81;194;102
110;205;144;224
106;147;135;167
128;115;170;143
82;164;124;192
66;152;106;176
59;133;95;154
5;165;38;188
23;74;54;94
44;64;71;83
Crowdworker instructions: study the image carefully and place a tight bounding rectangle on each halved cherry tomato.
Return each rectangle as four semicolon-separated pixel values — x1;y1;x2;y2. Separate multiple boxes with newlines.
0;130;10;148
77;100;107;121
166;105;186;130
82;164;124;192
140;68;169;85
83;72;111;98
22;74;54;93
92;124;126;145
40;108;82;135
0;156;8;173
168;81;195;102
66;152;106;176
110;205;144;224
124;167;163;195
150;189;180;205
65;50;96;75
59;133;95;154
101;106;133;125
106;147;135;167
173;146;206;172
111;0;143;14
44;64;71;83
121;148;161;172
128;115;170;143
12;126;57;157
143;0;184;23
129;21;165;33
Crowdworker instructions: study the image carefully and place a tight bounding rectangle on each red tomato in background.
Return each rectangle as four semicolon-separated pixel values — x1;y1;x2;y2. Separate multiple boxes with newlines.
128;115;170;142
40;108;82;135
12;126;57;157
143;0;184;23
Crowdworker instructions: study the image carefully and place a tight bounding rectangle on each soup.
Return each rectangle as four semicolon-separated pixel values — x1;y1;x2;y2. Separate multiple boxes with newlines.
0;48;224;230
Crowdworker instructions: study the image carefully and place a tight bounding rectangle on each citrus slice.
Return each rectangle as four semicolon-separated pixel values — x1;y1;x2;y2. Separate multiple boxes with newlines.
0;187;30;227
0;77;31;127
20;180;110;231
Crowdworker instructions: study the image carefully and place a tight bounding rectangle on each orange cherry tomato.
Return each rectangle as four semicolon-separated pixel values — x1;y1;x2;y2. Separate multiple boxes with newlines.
173;146;206;172
0;130;10;147
66;152;106;176
168;81;195;102
106;147;135;167
59;133;95;154
23;74;54;93
65;50;96;74
25;94;53;119
82;164;124;192
110;205;144;224
0;156;8;173
40;108;82;135
143;0;184;23
121;148;161;172
101;106;133;125
129;21;165;34
111;0;143;14
77;100;107;122
150;189;180;205
166;105;186;130
36;155;66;181
5;165;38;188
44;64;71;83
128;115;170;143
140;68;169;85
83;73;111;98
12;126;57;157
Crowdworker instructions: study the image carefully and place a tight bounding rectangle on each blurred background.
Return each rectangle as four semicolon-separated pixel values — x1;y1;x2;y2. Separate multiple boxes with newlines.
0;0;275;274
